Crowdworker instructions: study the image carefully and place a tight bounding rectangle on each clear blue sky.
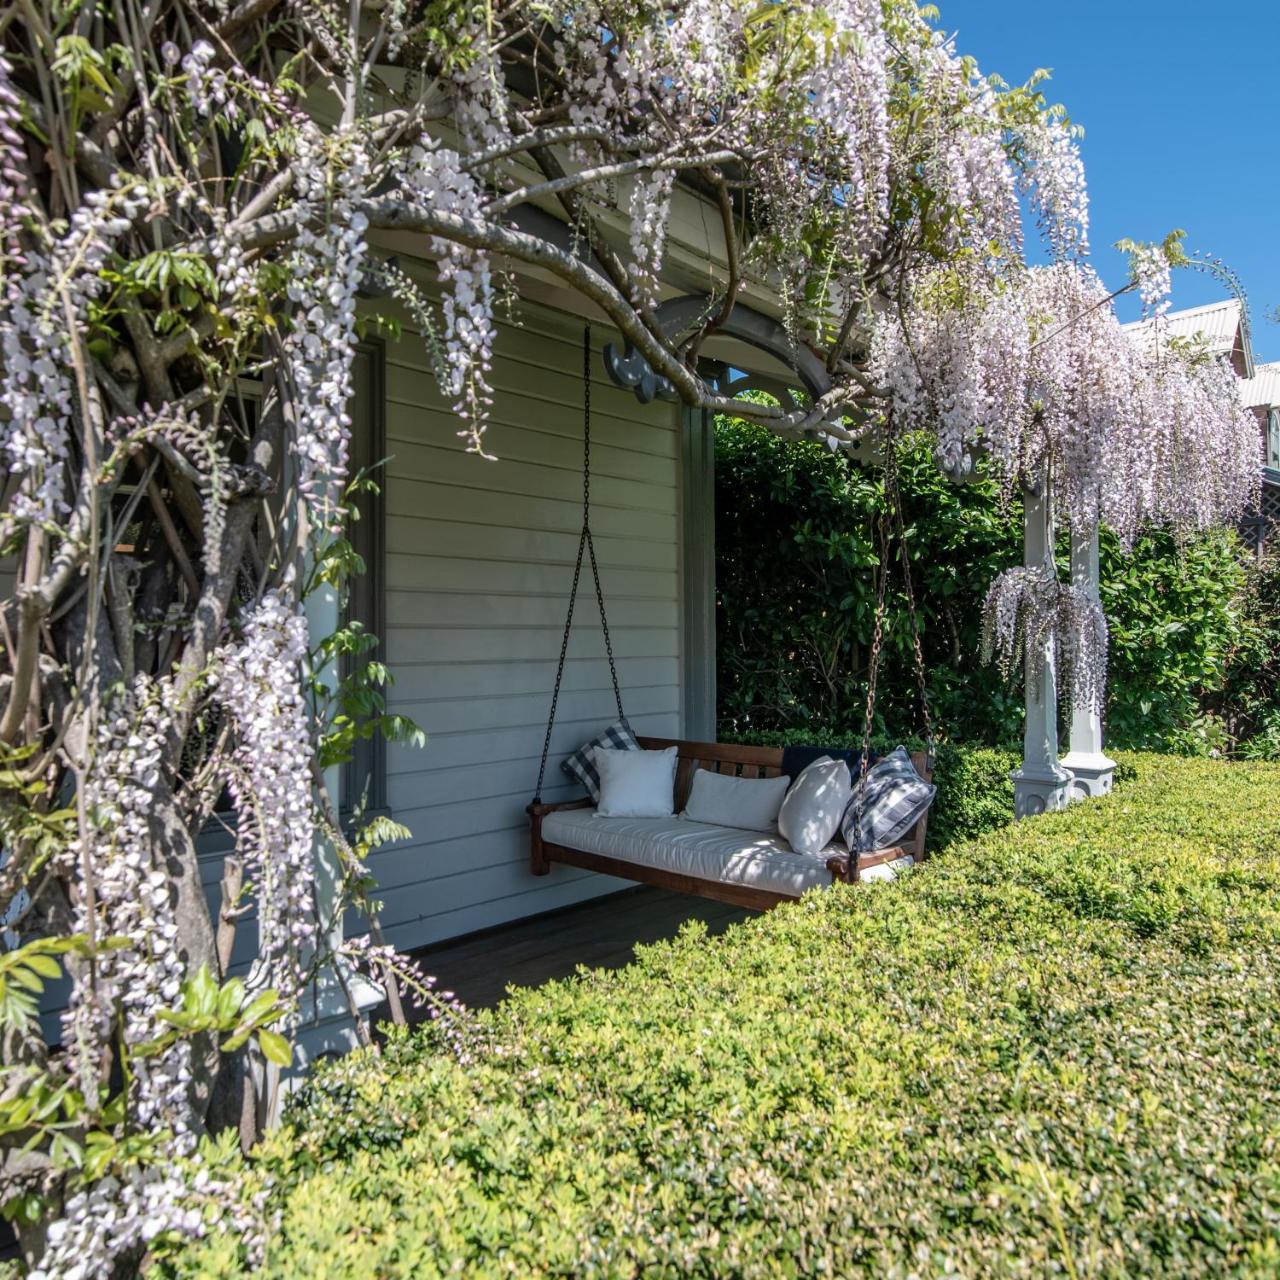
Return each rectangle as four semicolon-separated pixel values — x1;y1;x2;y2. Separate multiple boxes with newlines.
941;0;1280;363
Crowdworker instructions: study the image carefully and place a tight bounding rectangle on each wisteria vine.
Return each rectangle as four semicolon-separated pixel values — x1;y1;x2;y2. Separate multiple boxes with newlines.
0;2;1263;1274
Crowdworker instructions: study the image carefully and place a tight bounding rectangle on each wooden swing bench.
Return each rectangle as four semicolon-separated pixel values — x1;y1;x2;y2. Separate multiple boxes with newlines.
529;737;932;912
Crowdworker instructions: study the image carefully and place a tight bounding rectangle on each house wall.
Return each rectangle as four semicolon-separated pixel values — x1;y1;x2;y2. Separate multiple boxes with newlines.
367;298;684;951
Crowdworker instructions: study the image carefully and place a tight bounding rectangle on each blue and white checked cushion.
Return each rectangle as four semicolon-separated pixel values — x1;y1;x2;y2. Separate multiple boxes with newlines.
840;746;935;853
562;717;640;802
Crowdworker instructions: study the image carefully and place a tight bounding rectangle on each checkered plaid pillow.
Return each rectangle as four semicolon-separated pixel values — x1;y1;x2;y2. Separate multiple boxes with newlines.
841;746;935;853
562;717;640;802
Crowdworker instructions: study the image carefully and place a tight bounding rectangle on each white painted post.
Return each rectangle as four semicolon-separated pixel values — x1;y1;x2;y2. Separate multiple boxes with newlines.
1011;477;1073;819
1059;520;1116;800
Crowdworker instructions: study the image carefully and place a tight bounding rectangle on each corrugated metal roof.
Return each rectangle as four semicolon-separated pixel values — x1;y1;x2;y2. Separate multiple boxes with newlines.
1241;361;1280;411
1122;298;1244;356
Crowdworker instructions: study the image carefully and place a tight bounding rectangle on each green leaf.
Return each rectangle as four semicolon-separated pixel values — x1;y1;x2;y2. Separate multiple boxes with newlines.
257;1029;293;1068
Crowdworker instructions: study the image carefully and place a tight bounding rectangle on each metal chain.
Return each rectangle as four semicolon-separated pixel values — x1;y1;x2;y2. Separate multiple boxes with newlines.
886;452;935;770
533;325;623;803
579;328;624;719
851;499;892;876
533;524;588;805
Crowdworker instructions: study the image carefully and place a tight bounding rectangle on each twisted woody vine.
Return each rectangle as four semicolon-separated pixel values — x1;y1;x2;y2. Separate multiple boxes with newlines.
0;0;1260;1274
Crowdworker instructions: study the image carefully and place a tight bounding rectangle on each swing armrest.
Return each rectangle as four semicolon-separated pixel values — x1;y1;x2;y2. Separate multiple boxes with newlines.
529;798;594;876
827;846;909;884
528;798;595;820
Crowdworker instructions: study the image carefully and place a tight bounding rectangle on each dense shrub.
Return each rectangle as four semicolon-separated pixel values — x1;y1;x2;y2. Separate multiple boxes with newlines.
1100;526;1249;753
719;728;1019;851
1215;551;1280;758
170;756;1280;1277
715;418;1023;746
716;417;1276;756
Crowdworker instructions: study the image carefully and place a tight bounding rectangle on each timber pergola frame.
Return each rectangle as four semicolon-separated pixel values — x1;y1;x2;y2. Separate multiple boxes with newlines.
594;290;1114;815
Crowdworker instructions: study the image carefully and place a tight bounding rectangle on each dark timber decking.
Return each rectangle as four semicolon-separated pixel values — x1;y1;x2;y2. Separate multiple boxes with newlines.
404;887;755;1013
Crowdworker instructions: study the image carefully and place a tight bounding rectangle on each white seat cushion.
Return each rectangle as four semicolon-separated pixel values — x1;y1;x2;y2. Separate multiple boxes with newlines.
541;810;914;898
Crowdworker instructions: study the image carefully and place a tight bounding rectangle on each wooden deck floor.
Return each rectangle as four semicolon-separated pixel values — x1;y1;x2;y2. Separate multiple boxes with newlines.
402;887;756;1013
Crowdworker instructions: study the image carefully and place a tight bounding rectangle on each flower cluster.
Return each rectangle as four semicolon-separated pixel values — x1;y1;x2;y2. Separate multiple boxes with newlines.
626;168;675;306
1129;241;1173;318
179;39;238;120
873;261;1260;547
212;591;318;1000
404;146;496;453
284;127;370;529
1;172;147;530
981;564;1108;711
1018;115;1090;261
30;1161;240;1280
61;679;193;1142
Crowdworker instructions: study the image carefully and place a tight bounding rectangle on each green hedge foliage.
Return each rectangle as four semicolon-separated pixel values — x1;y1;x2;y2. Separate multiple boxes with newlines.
715;416;1277;757
170;755;1280;1278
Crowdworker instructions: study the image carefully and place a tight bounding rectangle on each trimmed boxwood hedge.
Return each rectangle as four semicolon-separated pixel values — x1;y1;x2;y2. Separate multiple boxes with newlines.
172;755;1280;1277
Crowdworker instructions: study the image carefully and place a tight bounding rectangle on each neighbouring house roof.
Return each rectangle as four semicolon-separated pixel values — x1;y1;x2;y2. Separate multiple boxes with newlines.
1123;298;1255;380
1241;361;1280;412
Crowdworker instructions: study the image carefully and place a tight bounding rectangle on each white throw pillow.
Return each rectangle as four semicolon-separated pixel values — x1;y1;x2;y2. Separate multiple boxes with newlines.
594;746;678;818
778;756;852;855
682;769;791;833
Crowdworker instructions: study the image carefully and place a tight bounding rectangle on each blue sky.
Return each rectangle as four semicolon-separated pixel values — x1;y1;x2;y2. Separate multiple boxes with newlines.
942;0;1280;363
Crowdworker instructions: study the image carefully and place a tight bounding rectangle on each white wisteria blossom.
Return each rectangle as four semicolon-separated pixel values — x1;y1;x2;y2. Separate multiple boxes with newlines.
981;564;1109;712
212;591;318;1000
284;128;371;529
62;680;193;1141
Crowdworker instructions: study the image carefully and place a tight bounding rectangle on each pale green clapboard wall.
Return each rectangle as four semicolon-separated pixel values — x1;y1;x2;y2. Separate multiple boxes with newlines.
372;299;684;951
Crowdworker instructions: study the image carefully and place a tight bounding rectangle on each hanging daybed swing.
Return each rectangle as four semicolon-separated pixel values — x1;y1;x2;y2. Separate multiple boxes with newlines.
528;327;935;910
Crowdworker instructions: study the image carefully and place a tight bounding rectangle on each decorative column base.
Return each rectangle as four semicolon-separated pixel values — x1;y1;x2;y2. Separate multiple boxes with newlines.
1011;763;1074;819
1058;750;1116;802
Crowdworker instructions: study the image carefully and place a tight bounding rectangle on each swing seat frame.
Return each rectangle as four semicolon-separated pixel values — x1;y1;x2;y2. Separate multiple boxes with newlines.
528;737;931;911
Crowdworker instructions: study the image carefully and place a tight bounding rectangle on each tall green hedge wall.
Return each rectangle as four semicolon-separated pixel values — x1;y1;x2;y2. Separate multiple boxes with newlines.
715;417;1280;757
169;755;1280;1278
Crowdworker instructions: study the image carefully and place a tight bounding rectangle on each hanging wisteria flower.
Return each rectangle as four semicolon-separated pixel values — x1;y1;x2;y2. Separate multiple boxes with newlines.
61;679;194;1142
404;145;497;453
626;168;675;306
212;591;318;1001
1018;114;1090;261
981;563;1108;711
1;176;148;532
284;126;370;530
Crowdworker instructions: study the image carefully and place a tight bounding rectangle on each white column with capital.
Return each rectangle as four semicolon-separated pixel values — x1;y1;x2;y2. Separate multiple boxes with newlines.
1059;520;1116;800
1011;477;1074;819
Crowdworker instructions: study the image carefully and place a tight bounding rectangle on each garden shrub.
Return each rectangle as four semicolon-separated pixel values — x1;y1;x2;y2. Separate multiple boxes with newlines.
169;755;1280;1278
716;416;1279;757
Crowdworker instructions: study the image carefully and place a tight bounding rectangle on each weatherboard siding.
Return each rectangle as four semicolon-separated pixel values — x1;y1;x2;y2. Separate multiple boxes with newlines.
370;302;683;951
